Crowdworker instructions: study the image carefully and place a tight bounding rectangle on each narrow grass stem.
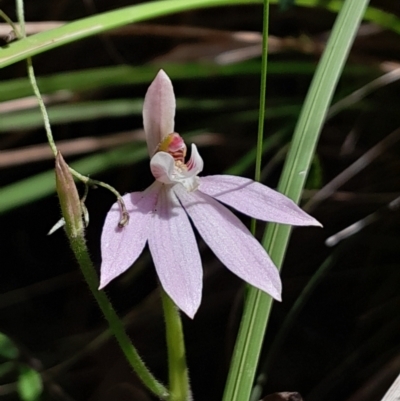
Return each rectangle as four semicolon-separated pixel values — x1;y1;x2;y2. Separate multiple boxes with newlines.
250;0;269;235
254;0;270;184
222;1;270;401
160;287;191;401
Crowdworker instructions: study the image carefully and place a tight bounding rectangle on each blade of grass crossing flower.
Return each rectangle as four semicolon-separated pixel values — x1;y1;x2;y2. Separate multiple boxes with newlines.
253;0;270;184
222;1;370;401
224;129;288;176
222;1;271;400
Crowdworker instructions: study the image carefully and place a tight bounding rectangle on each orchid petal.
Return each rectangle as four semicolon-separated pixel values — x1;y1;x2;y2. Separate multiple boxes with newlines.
99;183;161;288
175;186;282;300
149;186;202;318
150;152;175;184
199;175;321;226
143;70;176;157
186;144;204;176
150;148;202;192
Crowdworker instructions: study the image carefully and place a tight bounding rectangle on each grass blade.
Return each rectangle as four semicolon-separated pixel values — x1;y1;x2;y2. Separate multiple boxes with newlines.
222;1;370;401
0;1;397;68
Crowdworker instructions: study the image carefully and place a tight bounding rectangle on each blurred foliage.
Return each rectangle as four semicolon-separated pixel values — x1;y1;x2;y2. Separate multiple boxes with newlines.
0;333;19;360
17;366;42;401
279;0;296;11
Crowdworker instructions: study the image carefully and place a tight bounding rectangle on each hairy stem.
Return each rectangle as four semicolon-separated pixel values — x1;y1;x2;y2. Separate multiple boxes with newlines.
161;288;191;401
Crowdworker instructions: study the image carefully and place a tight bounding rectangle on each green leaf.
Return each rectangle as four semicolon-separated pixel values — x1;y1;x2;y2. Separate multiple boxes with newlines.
0;0;397;68
0;332;19;359
17;365;43;401
0;0;259;68
279;0;296;10
0;361;15;377
222;1;371;400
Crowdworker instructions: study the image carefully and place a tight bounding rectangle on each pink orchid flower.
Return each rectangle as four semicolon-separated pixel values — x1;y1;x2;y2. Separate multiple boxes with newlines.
100;70;320;318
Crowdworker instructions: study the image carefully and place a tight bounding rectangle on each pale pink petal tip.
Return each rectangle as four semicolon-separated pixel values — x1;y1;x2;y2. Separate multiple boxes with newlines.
175;186;283;302
148;187;202;319
143;70;176;157
99;190;159;291
198;175;322;227
187;144;204;175
99;274;112;290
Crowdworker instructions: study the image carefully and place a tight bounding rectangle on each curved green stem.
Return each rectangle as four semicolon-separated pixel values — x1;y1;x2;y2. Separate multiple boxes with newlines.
13;0;129;226
0;9;20;39
160;288;191;401
69;169;129;226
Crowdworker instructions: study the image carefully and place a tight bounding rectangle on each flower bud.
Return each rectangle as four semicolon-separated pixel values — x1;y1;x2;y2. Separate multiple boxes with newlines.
55;152;84;238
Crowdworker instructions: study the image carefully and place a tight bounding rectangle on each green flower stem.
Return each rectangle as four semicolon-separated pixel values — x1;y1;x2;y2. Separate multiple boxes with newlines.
160;288;191;401
26;57;58;156
15;1;165;396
